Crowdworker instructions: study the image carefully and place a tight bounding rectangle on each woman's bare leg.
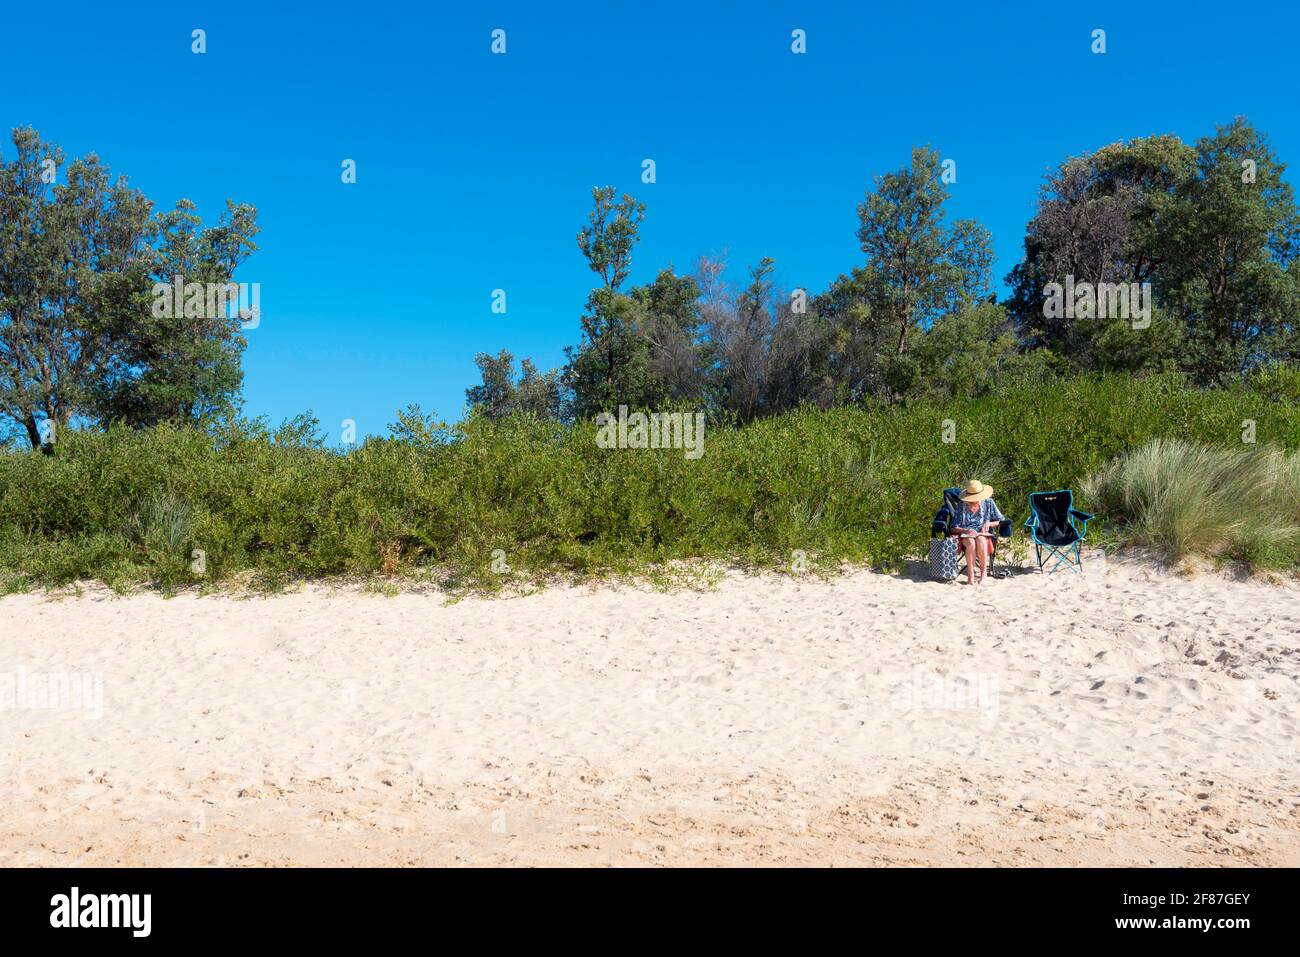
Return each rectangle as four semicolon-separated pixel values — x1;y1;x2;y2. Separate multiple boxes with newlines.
975;537;989;583
962;536;976;584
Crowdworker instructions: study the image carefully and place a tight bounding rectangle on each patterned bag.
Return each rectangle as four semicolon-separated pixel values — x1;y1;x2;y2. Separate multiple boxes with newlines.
929;536;959;581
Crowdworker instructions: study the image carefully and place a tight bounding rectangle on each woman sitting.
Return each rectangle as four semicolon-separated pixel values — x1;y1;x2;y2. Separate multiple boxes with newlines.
950;479;1005;585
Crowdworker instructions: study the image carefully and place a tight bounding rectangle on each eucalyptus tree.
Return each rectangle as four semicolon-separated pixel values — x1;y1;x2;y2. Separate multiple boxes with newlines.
0;127;258;448
1007;120;1299;380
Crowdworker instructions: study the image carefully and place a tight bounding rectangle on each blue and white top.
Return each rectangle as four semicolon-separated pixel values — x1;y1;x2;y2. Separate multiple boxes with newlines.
951;498;1006;533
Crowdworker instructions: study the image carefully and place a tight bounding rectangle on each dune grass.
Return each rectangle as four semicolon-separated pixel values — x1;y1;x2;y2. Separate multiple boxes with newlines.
2;372;1298;594
1082;438;1300;568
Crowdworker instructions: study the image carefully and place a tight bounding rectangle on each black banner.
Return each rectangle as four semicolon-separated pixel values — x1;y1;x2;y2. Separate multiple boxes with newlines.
0;867;1291;944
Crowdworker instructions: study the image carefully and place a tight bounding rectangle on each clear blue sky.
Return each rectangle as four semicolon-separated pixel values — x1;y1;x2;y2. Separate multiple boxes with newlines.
5;1;1298;440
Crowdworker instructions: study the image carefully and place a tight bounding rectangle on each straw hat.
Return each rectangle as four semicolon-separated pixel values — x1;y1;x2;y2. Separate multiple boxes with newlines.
959;479;993;503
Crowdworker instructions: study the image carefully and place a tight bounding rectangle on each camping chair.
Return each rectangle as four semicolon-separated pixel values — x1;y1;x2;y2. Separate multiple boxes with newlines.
929;487;1012;580
1024;490;1093;574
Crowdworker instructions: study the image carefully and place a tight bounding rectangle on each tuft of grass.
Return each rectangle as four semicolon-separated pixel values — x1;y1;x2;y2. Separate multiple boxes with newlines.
0;570;32;595
1082;437;1300;569
362;579;402;598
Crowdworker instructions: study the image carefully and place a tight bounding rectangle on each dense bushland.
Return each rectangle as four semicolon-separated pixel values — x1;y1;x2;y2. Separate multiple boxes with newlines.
9;120;1296;455
475;119;1300;425
3;373;1297;593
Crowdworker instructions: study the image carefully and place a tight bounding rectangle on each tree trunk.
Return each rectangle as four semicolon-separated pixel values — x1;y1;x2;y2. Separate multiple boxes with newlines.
24;413;41;450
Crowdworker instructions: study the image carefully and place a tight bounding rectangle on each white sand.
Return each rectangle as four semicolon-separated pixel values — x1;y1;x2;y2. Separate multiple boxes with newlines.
2;556;1297;866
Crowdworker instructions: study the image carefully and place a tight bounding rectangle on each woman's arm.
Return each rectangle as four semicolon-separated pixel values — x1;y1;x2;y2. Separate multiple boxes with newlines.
984;500;1005;532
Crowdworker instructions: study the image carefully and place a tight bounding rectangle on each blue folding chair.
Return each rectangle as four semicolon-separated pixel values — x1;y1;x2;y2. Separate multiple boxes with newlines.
931;487;1012;579
1025;490;1093;574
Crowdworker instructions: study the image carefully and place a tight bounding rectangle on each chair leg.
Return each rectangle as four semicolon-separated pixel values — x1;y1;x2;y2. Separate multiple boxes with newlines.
1040;544;1082;575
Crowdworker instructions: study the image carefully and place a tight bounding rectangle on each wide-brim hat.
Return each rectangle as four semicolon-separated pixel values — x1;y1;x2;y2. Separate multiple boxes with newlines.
959;479;993;503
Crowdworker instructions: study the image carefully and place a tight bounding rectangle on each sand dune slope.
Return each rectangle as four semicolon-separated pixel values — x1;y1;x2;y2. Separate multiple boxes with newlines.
2;557;1297;866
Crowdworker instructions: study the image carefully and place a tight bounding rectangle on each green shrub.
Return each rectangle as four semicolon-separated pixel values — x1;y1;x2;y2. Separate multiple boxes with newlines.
2;372;1298;591
1248;362;1300;406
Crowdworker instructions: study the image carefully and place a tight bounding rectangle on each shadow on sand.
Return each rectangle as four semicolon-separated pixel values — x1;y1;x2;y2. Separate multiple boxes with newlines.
891;558;1035;584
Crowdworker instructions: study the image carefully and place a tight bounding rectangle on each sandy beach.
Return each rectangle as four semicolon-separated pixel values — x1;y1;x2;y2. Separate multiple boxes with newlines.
2;557;1297;867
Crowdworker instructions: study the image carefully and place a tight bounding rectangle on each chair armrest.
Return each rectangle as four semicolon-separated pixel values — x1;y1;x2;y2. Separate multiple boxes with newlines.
997;519;1013;538
1069;508;1093;521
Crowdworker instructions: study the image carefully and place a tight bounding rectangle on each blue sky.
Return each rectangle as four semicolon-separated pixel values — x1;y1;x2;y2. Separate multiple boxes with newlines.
5;1;1298;439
